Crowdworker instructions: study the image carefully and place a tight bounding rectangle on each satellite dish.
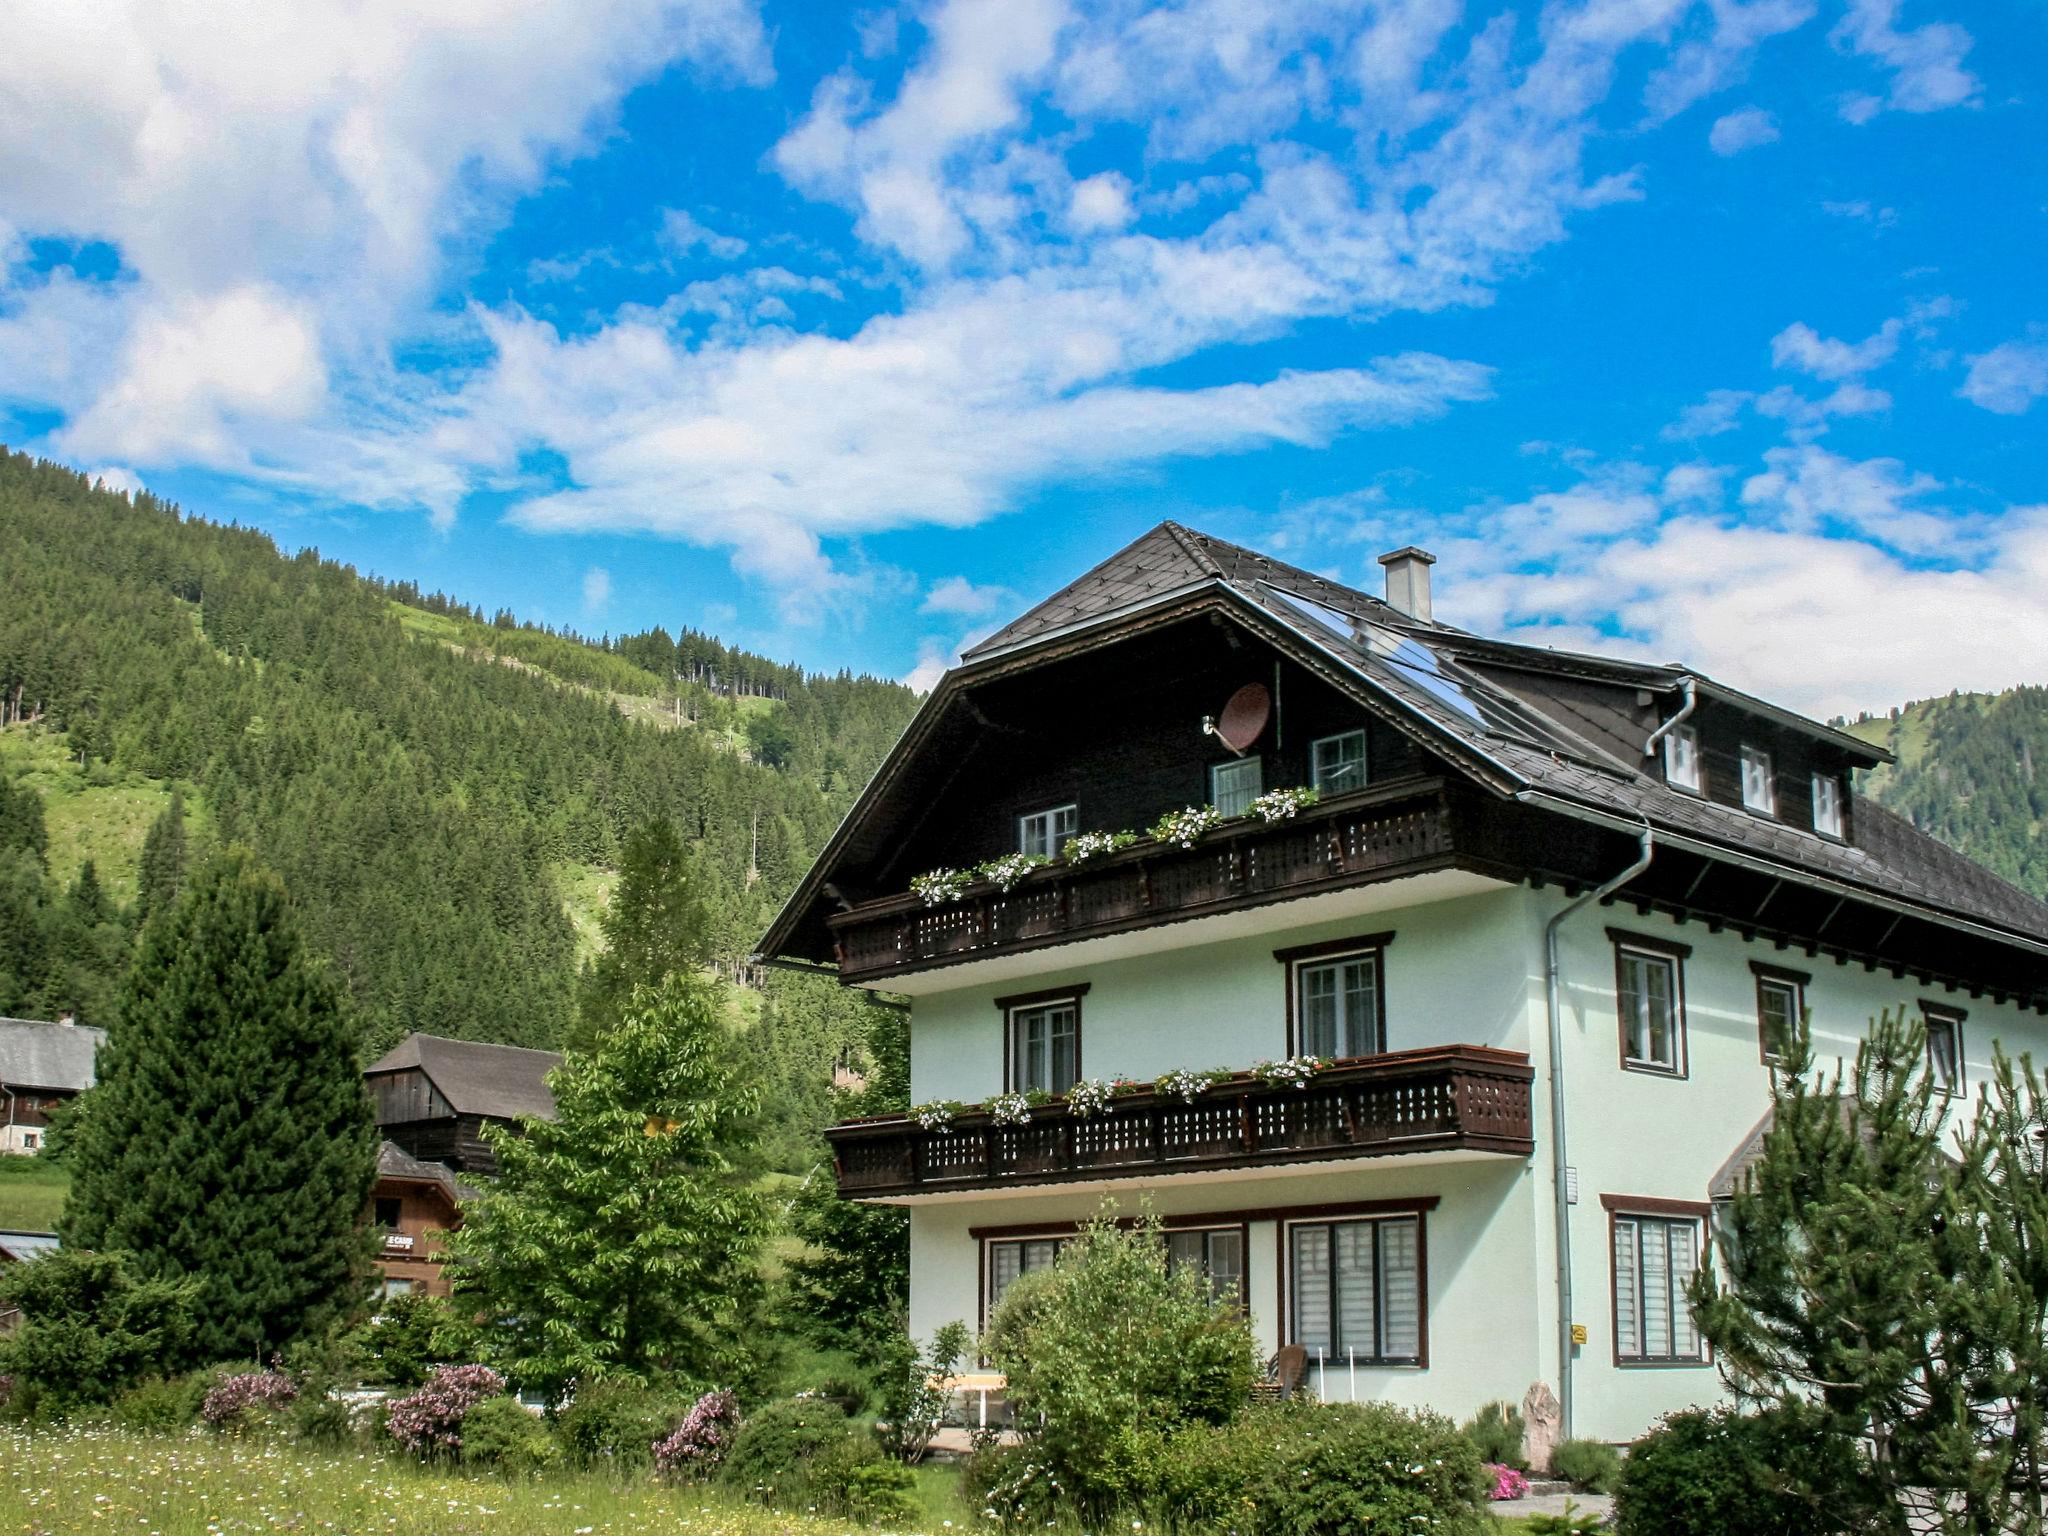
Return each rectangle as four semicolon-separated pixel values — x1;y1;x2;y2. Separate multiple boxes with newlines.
1214;683;1271;753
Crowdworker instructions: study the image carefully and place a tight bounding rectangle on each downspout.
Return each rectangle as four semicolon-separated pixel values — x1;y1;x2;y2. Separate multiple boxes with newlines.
1641;675;1697;761
1537;815;1654;1441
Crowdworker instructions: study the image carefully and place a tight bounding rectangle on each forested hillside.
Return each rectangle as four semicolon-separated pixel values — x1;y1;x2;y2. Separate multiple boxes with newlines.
1847;687;2048;901
0;450;919;1053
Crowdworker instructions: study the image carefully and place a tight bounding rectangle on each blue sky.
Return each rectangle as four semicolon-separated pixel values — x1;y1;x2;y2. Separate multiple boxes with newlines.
2;0;2043;717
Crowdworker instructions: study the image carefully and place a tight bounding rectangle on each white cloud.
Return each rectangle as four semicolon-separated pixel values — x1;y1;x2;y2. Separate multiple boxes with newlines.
1819;198;1896;227
661;209;750;261
1068;172;1134;233
89;465;145;497
1959;335;2048;416
1662;389;1751;439
1707;106;1779;154
1769;318;1900;380
921;575;1012;617
1641;0;1814;123
582;565;613;610
1739;441;1957;554
1830;0;1978;122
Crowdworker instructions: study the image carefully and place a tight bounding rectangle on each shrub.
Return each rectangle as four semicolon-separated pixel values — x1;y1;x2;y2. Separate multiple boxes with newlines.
983;1210;1260;1515
1613;1404;1874;1536
349;1292;477;1388
110;1374;208;1432
459;1395;562;1476
1461;1399;1526;1469
0;1248;198;1410
1486;1463;1530;1500
873;1320;970;1463
653;1389;741;1480
201;1369;299;1431
286;1388;357;1446
1150;1400;1492;1536
383;1364;507;1458
1552;1436;1623;1495
720;1398;915;1525
554;1379;691;1471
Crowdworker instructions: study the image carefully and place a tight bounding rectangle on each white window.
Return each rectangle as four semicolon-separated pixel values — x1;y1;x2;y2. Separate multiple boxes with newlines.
1009;999;1079;1095
1018;804;1077;858
1289;1215;1423;1365
1740;746;1776;815
20;1132;38;1151
1296;951;1382;1060
1617;939;1685;1074
1754;971;1803;1066
1924;1008;1964;1096
986;1236;1066;1314
1662;724;1702;794
1613;1213;1704;1363
1812;773;1844;838
1166;1228;1245;1304
1210;757;1263;816
1310;730;1368;794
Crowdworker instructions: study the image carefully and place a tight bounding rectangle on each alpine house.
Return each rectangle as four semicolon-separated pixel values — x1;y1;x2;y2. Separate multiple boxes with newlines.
757;522;2048;1445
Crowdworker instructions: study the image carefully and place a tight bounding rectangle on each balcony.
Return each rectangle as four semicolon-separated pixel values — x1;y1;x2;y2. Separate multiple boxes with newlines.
826;1045;1536;1200
828;780;1460;984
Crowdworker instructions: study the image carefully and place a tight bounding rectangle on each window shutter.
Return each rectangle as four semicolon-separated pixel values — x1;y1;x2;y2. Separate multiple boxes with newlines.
1614;1218;1640;1357
1379;1218;1421;1359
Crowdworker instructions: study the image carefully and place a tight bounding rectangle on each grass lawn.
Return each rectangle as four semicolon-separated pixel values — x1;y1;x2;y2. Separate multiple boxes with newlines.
0;724;195;905
0;1156;68;1231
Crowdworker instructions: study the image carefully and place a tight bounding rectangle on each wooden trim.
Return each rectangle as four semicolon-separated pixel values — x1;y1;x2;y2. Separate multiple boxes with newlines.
1918;996;1968;1023
1612;933;1689;1079
1278;933;1394;1058
1748;959;1811;985
1279;1205;1433;1371
1598;1193;1712;1218
1751;966;1805;1065
968;1194;1440;1241
1000;988;1086;1094
1919;999;1967;1097
1607;1205;1712;1369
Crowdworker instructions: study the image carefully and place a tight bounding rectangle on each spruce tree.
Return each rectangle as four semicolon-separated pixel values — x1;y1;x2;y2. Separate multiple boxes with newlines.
569;817;712;1051
135;790;188;927
453;974;765;1399
62;848;376;1362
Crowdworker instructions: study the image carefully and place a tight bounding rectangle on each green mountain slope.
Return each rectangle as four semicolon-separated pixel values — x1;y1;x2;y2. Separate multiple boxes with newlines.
0;450;918;1052
1845;687;2048;901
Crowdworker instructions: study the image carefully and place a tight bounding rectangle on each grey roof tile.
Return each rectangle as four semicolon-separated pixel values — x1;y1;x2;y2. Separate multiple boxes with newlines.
363;1033;560;1122
0;1018;105;1094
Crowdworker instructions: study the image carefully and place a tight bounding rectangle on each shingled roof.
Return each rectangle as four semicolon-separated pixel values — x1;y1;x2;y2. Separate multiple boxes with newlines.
376;1139;473;1203
363;1033;560;1122
0;1017;105;1094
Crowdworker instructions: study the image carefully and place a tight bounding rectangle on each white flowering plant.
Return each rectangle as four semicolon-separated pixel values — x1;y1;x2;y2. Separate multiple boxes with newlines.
977;852;1052;892
1248;785;1320;823
1062;1076;1137;1118
988;1091;1034;1126
911;1099;965;1131
910;867;973;906
1061;829;1139;866
1149;804;1224;850
1154;1066;1231;1103
1250;1055;1328;1088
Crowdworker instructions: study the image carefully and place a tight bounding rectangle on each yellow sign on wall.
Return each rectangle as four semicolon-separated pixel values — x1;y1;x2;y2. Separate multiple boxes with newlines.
1570;1323;1589;1346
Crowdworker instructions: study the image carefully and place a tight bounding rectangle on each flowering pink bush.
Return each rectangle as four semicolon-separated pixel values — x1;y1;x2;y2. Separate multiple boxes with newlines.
1485;1462;1531;1501
383;1364;507;1457
652;1388;740;1478
201;1369;298;1430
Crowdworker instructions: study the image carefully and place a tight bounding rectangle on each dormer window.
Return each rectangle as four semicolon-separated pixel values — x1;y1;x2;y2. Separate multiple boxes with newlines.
1739;747;1776;815
1662;724;1701;794
1211;757;1263;817
1310;730;1368;794
1019;804;1077;858
1812;773;1844;839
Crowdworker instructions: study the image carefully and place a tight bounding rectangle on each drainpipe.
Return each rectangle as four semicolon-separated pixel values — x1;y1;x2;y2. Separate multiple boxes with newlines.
1539;819;1654;1441
1641;676;1697;761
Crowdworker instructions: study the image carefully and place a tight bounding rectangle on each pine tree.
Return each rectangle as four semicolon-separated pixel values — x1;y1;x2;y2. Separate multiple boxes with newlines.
453;974;765;1399
569;818;712;1052
62;849;376;1362
136;790;188;927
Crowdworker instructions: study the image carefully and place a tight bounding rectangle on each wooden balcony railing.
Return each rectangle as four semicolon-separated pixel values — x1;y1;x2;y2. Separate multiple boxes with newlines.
828;781;1458;983
826;1045;1535;1199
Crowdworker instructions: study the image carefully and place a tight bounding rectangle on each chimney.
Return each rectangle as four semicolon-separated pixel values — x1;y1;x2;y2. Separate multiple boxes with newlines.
1376;546;1437;623
57;1011;75;1027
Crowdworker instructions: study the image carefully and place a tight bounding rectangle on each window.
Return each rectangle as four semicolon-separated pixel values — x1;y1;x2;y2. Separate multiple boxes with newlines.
1923;1005;1964;1096
1740;746;1776;815
986;1236;1067;1315
374;1197;404;1228
20;1132;38;1151
1166;1228;1246;1304
1288;1215;1424;1365
1003;990;1083;1095
379;1276;416;1299
1662;724;1702;794
1210;756;1263;817
1611;929;1689;1075
1277;934;1393;1060
1310;730;1368;794
1751;962;1808;1066
1812;773;1844;838
1018;803;1078;858
1611;1209;1705;1364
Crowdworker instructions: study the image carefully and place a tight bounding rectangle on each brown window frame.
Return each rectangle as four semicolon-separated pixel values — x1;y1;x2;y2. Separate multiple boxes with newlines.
1919;999;1967;1098
1280;1199;1433;1370
1602;1195;1712;1369
1749;960;1810;1066
1609;928;1692;1078
1274;931;1395;1060
996;983;1089;1095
